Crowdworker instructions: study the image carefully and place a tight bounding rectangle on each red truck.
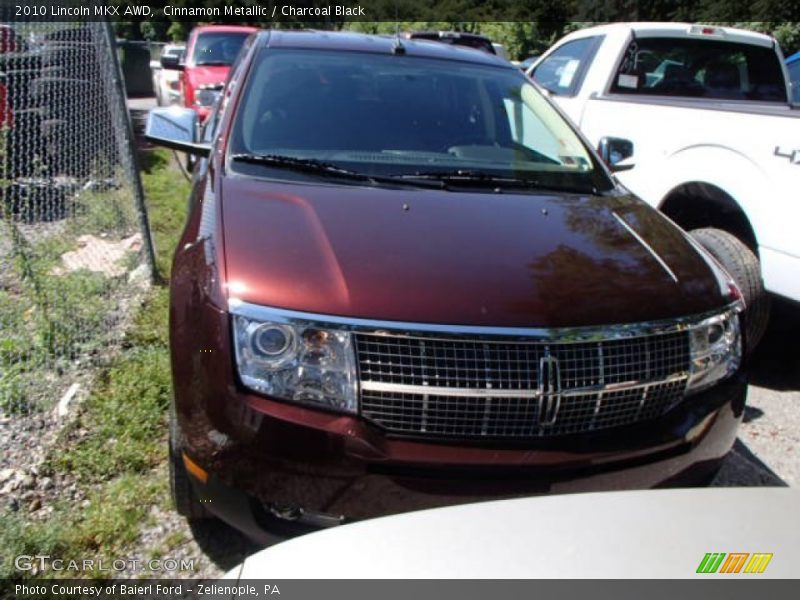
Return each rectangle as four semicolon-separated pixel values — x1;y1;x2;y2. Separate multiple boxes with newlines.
161;25;257;122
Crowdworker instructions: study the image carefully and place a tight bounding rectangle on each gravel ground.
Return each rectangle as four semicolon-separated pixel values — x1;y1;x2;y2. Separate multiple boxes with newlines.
712;298;800;487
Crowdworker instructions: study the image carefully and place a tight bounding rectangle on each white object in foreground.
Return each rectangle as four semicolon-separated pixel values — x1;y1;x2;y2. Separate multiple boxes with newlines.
223;488;799;579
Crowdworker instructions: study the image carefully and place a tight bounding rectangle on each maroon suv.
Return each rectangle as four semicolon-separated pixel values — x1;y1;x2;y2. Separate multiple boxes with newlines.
146;31;747;542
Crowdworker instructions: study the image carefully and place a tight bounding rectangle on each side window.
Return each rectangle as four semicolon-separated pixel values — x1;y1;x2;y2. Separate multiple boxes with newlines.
610;37;787;102
531;37;600;96
788;61;800;103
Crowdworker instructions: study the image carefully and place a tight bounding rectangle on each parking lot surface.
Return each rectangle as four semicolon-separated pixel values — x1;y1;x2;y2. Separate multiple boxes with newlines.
713;298;800;487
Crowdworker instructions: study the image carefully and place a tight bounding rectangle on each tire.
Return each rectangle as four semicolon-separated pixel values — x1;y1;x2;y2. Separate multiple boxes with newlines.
169;405;211;520
690;227;770;353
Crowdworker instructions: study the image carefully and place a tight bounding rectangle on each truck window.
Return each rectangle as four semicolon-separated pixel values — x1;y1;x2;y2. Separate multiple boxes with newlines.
531;37;600;96
610;37;787;102
192;31;250;66
788;60;800;103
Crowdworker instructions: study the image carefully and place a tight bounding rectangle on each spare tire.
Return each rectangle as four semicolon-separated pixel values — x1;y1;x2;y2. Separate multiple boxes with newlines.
690;227;770;354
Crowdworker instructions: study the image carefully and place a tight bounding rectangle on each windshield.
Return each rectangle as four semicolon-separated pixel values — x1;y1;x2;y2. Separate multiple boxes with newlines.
192;32;249;66
229;49;612;193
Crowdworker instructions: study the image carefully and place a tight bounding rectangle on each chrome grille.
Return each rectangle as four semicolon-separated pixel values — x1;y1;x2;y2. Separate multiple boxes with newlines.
356;331;690;439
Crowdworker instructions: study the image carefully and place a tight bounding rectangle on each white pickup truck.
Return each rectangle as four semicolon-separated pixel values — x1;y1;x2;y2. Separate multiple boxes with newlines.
528;23;800;349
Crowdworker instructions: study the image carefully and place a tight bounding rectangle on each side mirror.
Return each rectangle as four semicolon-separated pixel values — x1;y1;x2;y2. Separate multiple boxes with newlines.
145;107;210;157
160;53;184;71
598;137;634;172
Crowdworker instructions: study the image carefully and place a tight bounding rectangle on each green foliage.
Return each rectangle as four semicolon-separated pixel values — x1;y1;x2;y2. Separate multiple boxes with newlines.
774;23;800;55
140;19;170;41
49;321;170;481
167;21;192;41
139;150;191;277
66;474;165;555
729;21;800;54
0;474;165;581
0;510;71;580
71;188;137;238
126;286;170;348
0;207;132;412
0;363;28;415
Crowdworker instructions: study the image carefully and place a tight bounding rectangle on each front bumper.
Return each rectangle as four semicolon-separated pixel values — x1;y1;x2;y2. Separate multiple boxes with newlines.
171;299;745;544
180;373;745;545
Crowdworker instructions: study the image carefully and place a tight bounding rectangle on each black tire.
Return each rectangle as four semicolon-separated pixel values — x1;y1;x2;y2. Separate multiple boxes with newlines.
690;228;770;353
169;405;211;520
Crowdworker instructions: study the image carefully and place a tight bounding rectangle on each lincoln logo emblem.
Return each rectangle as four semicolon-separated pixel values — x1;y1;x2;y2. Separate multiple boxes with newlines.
538;354;561;426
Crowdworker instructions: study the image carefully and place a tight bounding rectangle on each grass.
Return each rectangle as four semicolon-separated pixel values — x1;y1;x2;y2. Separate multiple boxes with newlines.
0;164;148;414
0;148;190;582
0;474;164;580
49;346;172;481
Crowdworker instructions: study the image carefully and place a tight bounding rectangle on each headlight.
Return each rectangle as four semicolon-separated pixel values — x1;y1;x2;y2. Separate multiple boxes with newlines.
194;87;222;108
232;313;358;414
686;306;742;395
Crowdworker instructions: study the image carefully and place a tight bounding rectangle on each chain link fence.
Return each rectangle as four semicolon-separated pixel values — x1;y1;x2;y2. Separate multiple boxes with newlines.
0;18;155;415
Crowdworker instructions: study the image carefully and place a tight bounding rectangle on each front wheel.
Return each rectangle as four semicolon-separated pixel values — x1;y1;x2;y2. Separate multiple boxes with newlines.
690;228;770;354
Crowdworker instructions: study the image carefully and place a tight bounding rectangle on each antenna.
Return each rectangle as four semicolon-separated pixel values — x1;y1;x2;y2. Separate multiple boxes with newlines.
392;0;405;54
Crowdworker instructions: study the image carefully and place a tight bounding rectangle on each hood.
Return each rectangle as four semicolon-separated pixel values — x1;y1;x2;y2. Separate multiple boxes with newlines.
220;177;727;328
185;65;231;86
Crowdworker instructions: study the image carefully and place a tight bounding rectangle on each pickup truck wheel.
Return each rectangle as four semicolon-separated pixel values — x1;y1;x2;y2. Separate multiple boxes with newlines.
169;406;211;520
690;228;770;354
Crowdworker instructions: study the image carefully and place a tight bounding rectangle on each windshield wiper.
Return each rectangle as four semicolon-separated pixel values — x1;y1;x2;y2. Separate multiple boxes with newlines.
399;169;537;187
195;60;231;66
230;154;445;189
399;169;589;193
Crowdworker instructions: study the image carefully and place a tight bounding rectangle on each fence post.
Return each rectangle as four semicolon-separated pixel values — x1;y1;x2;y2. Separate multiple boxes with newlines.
102;20;160;283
